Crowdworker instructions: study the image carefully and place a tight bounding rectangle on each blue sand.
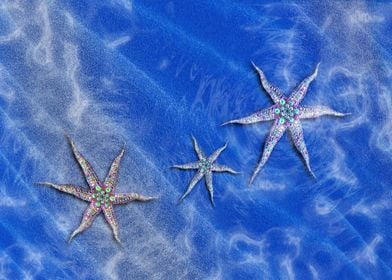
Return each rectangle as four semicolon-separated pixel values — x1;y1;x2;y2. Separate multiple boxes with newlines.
0;1;391;279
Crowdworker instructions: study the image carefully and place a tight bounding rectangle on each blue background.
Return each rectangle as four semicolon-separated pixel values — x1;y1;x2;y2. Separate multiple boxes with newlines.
0;0;391;279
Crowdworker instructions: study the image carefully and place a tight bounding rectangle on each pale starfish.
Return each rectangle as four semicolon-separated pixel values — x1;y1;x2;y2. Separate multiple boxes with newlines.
172;137;238;207
37;137;156;243
223;62;348;184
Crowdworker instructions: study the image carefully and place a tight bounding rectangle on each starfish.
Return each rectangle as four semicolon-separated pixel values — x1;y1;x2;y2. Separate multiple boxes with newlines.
37;137;156;243
223;62;348;184
172;137;238;207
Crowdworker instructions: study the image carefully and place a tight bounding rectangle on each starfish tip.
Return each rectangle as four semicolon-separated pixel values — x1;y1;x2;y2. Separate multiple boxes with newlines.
64;133;73;143
35;182;54;188
63;131;70;140
251;61;259;70
314;63;320;75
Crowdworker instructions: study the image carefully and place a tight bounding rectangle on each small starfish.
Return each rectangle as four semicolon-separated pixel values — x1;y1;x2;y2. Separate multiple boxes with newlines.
172;136;238;207
37;137;156;243
223;62;348;184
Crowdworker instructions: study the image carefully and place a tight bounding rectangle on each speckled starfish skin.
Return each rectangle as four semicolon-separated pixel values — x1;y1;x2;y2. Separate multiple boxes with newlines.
37;137;155;243
223;62;348;184
173;137;238;207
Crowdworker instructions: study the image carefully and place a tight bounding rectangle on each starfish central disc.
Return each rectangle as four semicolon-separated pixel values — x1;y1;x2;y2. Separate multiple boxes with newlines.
274;99;300;124
92;185;114;207
199;159;212;173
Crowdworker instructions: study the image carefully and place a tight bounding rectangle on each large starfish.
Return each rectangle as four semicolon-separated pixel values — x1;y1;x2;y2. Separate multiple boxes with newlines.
172;137;238;207
37;137;155;243
223;62;348;184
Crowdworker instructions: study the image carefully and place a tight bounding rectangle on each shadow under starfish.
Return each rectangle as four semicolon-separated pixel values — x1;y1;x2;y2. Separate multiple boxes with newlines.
37;136;156;244
223;62;350;184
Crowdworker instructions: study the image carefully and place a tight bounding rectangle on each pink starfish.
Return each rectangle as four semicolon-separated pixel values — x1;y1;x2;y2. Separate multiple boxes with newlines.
223;62;349;184
38;137;156;243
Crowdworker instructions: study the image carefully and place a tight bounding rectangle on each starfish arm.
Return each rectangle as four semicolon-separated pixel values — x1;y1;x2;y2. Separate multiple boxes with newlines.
179;171;203;203
67;137;101;191
288;120;316;177
212;164;238;174
252;61;283;103
69;204;101;242
205;172;215;207
208;143;228;163
289;63;320;106
192;136;205;159
221;107;275;126
299;105;348;119
104;146;125;191
113;193;156;204
37;182;91;201
103;205;120;243
172;162;199;170
250;121;287;184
